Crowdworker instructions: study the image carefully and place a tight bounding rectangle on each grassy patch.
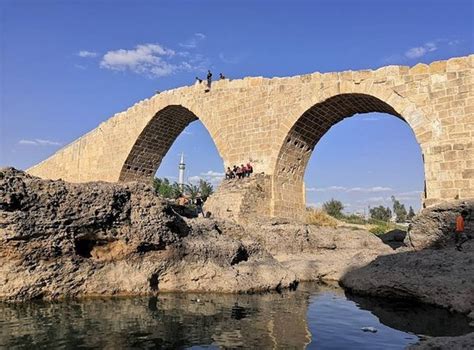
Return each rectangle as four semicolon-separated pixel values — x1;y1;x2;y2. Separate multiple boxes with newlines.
306;208;338;228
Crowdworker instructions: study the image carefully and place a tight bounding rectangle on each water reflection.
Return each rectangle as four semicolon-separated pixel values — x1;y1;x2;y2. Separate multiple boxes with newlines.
0;283;471;349
346;293;473;337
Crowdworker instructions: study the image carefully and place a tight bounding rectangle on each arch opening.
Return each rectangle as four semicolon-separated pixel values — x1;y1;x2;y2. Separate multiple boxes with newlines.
119;105;222;186
119;105;200;182
272;93;425;219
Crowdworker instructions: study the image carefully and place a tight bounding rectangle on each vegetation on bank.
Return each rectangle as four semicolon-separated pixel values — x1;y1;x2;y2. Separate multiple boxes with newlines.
308;196;416;235
152;177;214;202
306;208;338;228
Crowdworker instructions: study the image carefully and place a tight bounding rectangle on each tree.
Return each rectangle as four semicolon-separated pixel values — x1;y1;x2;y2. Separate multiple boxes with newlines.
322;199;344;218
184;183;200;201
407;206;416;221
370;205;392;222
185;180;214;202
391;195;407;223
198;179;214;201
153;178;182;199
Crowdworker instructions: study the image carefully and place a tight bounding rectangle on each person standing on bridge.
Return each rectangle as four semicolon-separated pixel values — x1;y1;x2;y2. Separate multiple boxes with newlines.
206;70;212;90
455;210;469;251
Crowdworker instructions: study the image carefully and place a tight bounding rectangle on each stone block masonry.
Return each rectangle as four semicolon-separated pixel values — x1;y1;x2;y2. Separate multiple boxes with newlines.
27;55;474;221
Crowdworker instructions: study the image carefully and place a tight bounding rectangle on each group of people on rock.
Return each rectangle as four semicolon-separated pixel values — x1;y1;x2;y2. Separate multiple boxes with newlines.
225;163;253;179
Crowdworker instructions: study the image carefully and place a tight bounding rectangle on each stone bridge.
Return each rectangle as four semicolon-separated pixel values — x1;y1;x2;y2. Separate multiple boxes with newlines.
28;55;474;220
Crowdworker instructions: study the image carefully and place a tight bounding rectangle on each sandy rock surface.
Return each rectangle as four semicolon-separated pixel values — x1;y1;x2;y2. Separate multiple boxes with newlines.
242;221;393;281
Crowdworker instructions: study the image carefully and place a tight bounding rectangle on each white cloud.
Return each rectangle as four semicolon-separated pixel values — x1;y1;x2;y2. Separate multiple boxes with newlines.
179;33;206;49
18;140;37;145
307;202;323;208
219;52;246;64
448;39;462;46
78;50;98;58
74;64;87;70
361;116;381;122
19;139;62;146
306;186;393;193
384;38;459;63
396;190;423;197
100;43;208;78
188;175;201;183
349;186;393;193
357;197;388;204
405;42;438;59
188;169;225;187
201;170;225;178
100;44;177;77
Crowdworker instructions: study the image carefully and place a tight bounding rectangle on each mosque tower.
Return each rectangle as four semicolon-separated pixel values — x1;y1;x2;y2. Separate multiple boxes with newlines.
178;153;185;190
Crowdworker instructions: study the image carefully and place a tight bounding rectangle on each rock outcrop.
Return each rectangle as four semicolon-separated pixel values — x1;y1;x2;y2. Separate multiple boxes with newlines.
340;239;474;316
0;168;395;301
406;199;473;250
0;168;296;300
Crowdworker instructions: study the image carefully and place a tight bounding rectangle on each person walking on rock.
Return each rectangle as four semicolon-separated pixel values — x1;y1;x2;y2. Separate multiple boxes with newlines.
195;194;205;217
455;210;469;251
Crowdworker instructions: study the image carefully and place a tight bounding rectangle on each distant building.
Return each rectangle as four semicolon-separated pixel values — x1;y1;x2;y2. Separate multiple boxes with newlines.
178;153;185;190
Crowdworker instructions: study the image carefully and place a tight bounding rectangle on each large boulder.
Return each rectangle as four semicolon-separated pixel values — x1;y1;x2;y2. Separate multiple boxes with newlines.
406;200;473;250
340;240;474;315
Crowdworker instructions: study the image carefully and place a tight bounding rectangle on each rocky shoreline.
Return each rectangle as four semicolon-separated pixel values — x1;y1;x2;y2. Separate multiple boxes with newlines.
1;168;473;347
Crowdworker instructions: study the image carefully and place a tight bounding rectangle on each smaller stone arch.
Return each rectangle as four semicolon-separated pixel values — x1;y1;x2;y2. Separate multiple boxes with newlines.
119;105;199;182
271;93;425;219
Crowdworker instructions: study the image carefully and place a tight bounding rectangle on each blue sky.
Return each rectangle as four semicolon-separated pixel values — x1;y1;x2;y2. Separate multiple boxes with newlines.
1;0;472;213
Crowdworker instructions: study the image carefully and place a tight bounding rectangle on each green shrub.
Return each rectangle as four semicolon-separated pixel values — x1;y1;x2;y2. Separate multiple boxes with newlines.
369;225;388;236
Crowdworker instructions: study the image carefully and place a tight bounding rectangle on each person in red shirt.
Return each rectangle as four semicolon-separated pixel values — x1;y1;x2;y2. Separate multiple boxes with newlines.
455;210;469;251
246;162;253;177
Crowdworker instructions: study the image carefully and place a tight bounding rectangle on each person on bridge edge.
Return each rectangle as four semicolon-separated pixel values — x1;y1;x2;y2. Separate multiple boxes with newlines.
207;70;212;89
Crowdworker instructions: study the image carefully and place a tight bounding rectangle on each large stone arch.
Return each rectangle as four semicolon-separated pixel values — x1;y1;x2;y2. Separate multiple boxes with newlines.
270;92;428;219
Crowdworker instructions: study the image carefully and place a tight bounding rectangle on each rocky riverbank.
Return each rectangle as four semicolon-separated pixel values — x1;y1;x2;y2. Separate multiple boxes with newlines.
1;167;394;300
1;168;473;338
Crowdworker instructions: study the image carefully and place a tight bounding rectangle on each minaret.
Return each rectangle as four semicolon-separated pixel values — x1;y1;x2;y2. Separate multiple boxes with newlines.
178;153;185;190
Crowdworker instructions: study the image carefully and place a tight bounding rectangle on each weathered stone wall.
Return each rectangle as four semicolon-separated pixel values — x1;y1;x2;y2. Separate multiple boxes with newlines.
204;174;272;223
27;55;474;220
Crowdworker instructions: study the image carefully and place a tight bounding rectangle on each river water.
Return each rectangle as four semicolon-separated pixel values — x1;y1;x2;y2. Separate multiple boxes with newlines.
0;283;471;349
